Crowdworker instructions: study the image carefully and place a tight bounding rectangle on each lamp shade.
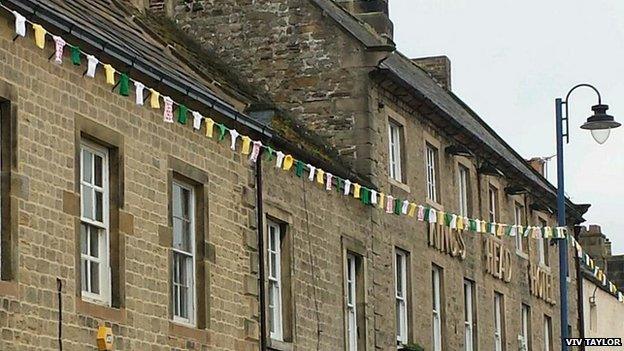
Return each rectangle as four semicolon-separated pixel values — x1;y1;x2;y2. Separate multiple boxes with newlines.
580;104;621;144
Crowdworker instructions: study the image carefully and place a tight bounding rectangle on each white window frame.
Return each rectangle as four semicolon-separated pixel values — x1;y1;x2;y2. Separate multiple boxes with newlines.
171;181;196;326
79;140;111;305
463;279;475;351
488;186;498;222
432;266;442;351
458;166;469;217
395;250;408;345
520;304;530;351
543;316;552;351
267;220;284;341
388;121;403;183
494;292;504;351
346;253;358;351
514;203;524;253
426;145;438;203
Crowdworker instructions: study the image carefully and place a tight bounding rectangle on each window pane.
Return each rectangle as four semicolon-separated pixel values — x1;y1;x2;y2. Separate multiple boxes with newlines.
81;259;88;291
89;226;99;257
94;154;103;187
82;150;92;183
82;185;93;219
270;252;277;279
181;188;190;218
95;191;103;222
179;285;188;318
173;184;182;217
80;224;88;254
90;261;100;294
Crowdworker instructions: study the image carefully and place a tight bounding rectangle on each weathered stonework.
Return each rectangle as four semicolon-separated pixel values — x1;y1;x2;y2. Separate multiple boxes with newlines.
0;1;585;351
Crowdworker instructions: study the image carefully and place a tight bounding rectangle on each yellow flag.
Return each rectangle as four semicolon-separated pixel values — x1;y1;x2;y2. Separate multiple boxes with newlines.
378;193;385;209
353;183;361;198
147;89;160;109
316;169;325;184
241;136;251;155
437;211;445;224
32;24;46;49
407;203;417;217
283;155;294;171
457;216;464;230
103;64;116;85
205;118;215;138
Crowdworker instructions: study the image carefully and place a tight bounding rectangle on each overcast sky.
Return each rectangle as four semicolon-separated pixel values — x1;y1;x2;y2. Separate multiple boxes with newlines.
390;0;624;254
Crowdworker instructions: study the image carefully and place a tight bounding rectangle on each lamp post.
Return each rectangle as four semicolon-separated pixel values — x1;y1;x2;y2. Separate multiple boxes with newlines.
555;84;620;350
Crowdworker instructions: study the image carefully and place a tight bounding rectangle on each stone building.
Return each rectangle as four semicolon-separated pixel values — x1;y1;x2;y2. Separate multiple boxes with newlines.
578;225;624;290
0;1;590;351
577;225;624;343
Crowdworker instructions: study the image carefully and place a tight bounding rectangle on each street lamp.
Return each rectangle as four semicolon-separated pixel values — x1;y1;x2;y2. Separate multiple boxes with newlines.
555;84;620;351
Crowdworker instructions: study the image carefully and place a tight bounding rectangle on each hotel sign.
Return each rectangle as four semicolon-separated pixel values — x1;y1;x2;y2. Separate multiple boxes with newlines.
484;236;512;283
529;262;556;304
428;224;466;260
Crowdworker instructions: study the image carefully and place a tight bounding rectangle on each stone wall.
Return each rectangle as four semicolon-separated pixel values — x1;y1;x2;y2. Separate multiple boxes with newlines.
171;0;391;180
0;9;379;350
372;84;578;350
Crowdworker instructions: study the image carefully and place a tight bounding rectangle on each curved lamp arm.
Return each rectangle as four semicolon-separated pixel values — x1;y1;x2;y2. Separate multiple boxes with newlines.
560;83;603;143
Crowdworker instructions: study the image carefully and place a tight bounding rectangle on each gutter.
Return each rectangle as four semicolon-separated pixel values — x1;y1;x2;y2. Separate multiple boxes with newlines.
6;0;273;140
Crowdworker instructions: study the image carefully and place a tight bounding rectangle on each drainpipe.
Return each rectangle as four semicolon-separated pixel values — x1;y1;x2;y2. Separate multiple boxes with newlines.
255;156;267;350
574;227;585;351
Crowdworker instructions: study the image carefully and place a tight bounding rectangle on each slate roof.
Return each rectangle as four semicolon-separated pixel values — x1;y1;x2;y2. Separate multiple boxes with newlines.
313;0;587;221
377;52;586;219
2;0;359;181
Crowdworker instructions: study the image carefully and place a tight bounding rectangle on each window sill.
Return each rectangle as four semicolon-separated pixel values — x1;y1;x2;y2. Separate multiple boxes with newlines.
76;299;126;323
388;178;410;194
168;321;209;343
516;251;528;260
0;280;18;297
268;338;293;351
425;198;443;211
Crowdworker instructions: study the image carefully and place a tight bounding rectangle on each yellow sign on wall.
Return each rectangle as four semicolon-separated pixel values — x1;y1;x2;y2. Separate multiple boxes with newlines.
97;326;114;350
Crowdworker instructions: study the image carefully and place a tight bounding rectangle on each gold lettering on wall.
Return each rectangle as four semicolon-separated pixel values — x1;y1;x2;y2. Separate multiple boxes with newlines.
528;262;556;305
428;224;466;260
484;236;512;283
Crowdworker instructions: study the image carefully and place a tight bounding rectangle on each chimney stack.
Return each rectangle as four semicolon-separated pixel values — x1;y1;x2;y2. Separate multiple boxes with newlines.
527;157;547;177
412;56;452;91
335;0;394;39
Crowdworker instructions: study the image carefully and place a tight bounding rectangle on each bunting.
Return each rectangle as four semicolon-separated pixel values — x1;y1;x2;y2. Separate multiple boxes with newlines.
8;4;623;305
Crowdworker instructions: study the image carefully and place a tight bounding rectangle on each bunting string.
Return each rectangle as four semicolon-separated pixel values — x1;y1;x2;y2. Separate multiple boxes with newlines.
5;4;623;304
